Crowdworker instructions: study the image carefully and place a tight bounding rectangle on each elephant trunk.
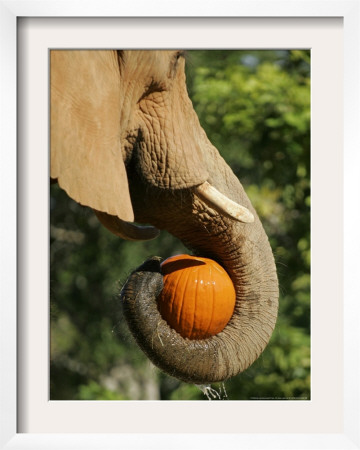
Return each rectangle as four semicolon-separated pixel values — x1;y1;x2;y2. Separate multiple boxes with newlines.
177;191;279;378
122;160;279;383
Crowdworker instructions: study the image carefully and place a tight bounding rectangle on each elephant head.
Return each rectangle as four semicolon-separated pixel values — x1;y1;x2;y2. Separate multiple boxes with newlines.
51;50;279;384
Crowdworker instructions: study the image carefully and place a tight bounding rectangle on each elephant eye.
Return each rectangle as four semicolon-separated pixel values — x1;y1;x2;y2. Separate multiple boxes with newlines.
139;80;165;102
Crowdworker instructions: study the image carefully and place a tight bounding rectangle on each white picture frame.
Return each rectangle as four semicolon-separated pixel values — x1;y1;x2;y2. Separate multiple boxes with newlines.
1;1;359;449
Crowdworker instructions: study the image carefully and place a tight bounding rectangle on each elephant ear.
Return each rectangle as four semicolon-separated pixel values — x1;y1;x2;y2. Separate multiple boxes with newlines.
50;50;134;223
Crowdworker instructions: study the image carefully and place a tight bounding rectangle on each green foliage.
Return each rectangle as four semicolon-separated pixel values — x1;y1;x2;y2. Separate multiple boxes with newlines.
76;381;127;400
50;50;310;401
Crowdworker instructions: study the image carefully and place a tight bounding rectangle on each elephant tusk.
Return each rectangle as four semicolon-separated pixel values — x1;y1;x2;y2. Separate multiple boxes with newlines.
194;181;254;224
94;210;160;241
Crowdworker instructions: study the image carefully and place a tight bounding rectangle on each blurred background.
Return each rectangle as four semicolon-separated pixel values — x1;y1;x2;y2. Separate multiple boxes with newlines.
50;50;310;400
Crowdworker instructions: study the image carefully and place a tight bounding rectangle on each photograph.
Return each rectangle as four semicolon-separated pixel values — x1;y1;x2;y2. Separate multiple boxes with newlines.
50;49;311;401
1;6;358;448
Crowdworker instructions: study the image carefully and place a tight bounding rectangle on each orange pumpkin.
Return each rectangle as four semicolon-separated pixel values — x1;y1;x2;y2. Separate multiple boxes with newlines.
157;254;236;340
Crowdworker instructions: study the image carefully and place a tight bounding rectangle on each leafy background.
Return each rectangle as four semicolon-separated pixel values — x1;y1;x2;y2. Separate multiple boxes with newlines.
50;50;310;400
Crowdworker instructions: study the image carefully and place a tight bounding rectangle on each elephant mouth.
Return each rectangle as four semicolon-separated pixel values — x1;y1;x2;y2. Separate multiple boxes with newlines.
92;180;254;242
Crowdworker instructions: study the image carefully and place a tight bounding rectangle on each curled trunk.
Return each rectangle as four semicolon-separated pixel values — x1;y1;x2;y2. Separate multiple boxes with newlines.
120;164;279;384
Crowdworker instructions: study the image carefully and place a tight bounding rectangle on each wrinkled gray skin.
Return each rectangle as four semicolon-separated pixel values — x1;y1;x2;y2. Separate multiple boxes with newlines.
51;50;279;384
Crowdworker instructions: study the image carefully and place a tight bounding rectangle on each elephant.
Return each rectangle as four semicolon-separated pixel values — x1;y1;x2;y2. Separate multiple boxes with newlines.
51;50;279;385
